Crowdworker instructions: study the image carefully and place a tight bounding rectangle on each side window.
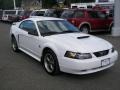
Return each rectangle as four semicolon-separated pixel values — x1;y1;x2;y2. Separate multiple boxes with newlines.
75;11;84;18
97;11;106;19
88;11;106;19
36;11;44;16
88;11;99;18
19;20;37;32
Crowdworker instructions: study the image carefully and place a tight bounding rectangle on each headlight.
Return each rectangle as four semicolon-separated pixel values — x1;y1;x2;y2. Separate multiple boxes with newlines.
64;51;92;60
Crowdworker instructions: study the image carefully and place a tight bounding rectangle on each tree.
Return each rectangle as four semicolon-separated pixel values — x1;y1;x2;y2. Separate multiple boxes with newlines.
42;0;58;8
16;0;22;7
0;0;22;10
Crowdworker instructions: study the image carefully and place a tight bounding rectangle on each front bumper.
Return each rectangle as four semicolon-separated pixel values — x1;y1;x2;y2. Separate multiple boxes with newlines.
59;51;118;75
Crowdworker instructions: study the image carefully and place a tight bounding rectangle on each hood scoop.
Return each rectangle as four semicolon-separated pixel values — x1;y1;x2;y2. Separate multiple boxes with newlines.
77;36;90;39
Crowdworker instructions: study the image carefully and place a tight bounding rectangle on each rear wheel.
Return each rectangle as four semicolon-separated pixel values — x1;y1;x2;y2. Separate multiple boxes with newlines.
43;49;60;75
80;25;90;34
11;36;19;52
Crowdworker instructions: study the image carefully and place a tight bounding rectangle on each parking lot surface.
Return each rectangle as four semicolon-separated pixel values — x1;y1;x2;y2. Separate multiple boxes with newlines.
0;22;120;90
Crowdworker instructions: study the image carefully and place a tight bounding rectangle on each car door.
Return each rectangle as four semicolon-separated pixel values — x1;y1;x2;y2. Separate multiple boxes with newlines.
87;11;106;30
73;10;85;27
18;20;41;59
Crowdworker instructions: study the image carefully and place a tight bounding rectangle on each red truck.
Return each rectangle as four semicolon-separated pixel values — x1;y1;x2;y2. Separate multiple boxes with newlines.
61;9;113;33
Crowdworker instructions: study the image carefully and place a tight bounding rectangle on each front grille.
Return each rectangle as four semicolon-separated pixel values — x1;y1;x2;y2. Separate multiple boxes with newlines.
94;50;109;57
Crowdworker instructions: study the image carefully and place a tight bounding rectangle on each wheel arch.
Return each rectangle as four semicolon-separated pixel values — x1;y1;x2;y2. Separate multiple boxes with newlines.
10;34;16;41
11;34;15;38
41;46;59;64
79;22;91;31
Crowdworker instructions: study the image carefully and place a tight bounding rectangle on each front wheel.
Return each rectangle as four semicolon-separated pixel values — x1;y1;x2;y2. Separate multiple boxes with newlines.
43;50;60;75
80;25;90;34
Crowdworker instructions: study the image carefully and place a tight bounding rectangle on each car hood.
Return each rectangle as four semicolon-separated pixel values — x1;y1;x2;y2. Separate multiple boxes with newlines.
44;33;112;53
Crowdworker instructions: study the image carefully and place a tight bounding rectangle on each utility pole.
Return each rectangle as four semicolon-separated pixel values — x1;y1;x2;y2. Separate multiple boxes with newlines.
13;0;16;9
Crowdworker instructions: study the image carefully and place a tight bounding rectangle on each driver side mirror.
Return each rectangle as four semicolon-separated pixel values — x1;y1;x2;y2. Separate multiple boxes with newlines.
28;29;38;36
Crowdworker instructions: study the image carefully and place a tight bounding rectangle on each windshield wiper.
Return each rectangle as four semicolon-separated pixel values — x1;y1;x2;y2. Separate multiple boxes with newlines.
61;30;79;33
41;32;60;36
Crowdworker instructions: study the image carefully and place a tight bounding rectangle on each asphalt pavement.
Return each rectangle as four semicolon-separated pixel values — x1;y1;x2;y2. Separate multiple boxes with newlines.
0;22;120;90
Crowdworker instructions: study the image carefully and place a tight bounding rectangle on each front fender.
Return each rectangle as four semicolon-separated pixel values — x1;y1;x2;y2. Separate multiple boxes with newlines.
41;43;62;58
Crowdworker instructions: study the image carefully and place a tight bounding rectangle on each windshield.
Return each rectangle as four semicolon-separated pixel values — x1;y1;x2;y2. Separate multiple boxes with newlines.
37;20;80;36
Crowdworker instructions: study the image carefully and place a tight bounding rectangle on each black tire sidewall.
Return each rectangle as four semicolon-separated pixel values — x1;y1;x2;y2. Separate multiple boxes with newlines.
80;25;89;33
11;37;19;52
43;50;60;75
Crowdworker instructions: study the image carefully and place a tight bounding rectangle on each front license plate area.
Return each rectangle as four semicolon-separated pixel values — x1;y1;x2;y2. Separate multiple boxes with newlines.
101;58;110;67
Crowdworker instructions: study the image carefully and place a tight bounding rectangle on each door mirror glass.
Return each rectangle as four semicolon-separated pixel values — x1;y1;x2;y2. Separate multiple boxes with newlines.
28;29;38;36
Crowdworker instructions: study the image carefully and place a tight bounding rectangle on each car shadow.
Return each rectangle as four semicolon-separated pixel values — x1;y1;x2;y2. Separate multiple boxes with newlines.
60;68;112;79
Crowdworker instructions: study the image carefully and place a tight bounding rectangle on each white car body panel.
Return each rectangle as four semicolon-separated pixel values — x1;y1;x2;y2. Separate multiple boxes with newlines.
10;17;118;75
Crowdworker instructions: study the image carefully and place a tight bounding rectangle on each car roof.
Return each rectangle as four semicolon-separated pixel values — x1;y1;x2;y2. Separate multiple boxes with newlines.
26;16;64;22
40;9;48;11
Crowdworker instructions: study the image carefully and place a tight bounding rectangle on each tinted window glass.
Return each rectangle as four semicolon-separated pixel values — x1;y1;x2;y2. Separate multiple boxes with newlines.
36;11;45;16
88;11;106;19
97;11;106;19
75;11;84;18
5;11;16;15
19;20;36;32
61;10;74;18
87;5;93;8
88;11;99;18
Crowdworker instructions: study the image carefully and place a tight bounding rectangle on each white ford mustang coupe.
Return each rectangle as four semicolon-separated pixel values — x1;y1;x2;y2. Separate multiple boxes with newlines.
10;17;118;75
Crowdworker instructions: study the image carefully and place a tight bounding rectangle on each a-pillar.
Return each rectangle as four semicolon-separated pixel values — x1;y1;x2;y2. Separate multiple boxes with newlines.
112;0;120;36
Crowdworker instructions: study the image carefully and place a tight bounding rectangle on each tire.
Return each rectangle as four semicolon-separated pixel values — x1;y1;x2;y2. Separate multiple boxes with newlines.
80;25;90;34
43;49;60;75
11;36;19;52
